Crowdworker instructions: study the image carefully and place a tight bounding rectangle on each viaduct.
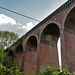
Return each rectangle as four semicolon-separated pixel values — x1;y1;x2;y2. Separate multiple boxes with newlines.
8;0;75;73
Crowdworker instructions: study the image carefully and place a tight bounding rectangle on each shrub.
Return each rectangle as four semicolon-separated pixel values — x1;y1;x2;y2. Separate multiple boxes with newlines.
0;46;23;75
25;64;75;75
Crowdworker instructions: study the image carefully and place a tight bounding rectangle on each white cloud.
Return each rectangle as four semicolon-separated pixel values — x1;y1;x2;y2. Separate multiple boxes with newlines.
18;22;34;30
0;14;35;37
0;14;16;24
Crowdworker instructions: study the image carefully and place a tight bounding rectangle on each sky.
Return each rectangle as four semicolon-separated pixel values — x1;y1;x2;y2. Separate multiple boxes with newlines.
0;0;68;66
0;0;67;37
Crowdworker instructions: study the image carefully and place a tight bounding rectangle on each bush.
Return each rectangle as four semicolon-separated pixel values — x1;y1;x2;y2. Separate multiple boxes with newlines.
0;64;22;75
0;46;23;75
35;64;75;75
25;64;75;75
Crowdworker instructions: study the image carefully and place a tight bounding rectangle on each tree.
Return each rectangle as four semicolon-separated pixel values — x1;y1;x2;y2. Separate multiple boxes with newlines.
0;31;19;49
0;46;23;75
0;31;23;74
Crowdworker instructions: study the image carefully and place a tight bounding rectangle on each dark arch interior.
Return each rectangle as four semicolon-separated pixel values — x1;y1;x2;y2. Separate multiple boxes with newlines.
16;44;23;53
43;24;60;37
63;7;75;72
65;7;75;31
26;36;37;52
41;23;60;45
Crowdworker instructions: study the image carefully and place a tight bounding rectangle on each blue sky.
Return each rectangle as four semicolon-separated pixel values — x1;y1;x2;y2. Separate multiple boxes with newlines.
0;0;67;37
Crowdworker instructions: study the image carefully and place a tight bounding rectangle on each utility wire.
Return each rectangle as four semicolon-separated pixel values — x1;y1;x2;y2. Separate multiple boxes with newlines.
0;6;40;22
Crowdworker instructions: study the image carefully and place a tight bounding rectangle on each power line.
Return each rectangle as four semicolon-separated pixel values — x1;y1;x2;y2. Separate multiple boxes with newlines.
0;6;40;22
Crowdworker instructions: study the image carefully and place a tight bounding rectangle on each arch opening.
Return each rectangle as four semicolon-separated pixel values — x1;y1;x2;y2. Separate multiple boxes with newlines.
63;7;75;72
41;23;60;45
24;36;37;73
26;36;37;52
40;23;60;70
16;44;23;53
16;44;23;70
65;7;75;32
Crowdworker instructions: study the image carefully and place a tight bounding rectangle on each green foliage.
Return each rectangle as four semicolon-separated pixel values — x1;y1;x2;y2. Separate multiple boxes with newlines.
39;65;75;75
24;64;75;75
0;31;23;75
41;65;72;75
0;46;22;75
0;31;19;49
0;64;22;75
0;46;13;68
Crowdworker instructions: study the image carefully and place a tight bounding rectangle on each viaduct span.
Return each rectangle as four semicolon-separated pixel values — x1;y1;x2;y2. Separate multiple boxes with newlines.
8;0;75;73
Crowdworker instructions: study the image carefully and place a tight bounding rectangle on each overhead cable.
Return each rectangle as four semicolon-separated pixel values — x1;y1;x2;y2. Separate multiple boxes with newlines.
0;6;40;22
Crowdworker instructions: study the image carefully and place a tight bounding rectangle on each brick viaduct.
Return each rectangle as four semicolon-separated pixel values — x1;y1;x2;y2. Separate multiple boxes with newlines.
8;0;75;73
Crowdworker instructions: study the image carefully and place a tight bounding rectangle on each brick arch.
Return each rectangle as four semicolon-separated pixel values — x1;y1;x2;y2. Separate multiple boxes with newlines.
23;34;38;50
25;35;37;52
16;44;23;70
16;44;23;53
61;6;75;72
39;21;61;41
24;35;38;73
64;7;75;32
63;5;75;28
39;23;60;70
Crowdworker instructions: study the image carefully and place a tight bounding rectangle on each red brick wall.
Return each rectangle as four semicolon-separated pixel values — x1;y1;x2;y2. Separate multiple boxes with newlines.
16;53;23;70
15;1;75;73
23;51;37;73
